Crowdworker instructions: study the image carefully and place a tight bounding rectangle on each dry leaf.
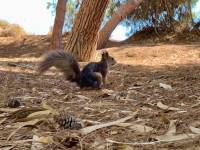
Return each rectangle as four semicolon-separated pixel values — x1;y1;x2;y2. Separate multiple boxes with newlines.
102;89;115;95
52;88;65;95
115;144;135;150
157;102;182;111
75;94;91;100
106;139;159;146
126;92;137;99
8;104;56;122
110;130;119;135
81;115;133;135
31;135;44;150
128;124;153;133
191;102;200;108
42;101;52;110
9;107;45;120
7;119;45;140
160;113;170;124
64;93;91;101
24;110;53;121
0;146;15;150
127;86;141;90
165;120;176;135
0;118;7;124
117;123;153;133
156;133;198;142
12;118;45;128
0;108;20;113
155;120;200;142
189;126;200;134
33;135;53;144
159;83;173;91
92;136;107;150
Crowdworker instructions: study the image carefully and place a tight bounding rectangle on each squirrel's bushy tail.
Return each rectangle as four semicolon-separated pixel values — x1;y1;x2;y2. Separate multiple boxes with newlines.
38;50;81;82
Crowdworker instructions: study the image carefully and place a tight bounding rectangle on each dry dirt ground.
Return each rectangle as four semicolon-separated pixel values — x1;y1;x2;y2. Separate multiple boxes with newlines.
0;36;200;150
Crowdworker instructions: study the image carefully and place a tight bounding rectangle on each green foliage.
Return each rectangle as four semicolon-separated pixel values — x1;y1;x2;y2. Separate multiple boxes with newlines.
121;0;200;36
105;0;121;19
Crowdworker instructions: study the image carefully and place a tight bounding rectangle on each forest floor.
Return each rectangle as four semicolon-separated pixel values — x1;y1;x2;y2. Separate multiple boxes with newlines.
0;35;200;150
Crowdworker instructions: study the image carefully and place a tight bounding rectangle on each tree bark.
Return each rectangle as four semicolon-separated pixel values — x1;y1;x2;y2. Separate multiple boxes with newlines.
97;0;143;49
64;0;109;61
50;0;67;50
187;0;194;26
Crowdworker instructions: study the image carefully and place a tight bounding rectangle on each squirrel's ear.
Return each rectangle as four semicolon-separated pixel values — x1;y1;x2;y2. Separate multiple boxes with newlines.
104;51;109;57
101;49;106;56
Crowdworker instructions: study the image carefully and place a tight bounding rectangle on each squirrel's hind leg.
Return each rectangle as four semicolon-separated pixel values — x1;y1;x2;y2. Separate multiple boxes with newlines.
92;72;102;89
80;72;102;90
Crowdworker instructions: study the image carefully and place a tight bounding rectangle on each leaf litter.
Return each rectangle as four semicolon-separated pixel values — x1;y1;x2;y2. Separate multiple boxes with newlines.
0;41;200;149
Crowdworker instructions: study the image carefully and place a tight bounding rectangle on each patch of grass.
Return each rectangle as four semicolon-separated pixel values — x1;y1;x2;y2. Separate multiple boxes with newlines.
0;19;9;28
0;19;26;37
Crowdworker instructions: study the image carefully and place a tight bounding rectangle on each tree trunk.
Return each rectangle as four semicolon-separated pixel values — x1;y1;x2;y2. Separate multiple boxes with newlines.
97;0;143;49
50;0;67;50
187;0;194;26
64;0;109;61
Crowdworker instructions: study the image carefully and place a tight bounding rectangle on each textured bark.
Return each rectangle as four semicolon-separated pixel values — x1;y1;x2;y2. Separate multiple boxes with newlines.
97;0;143;49
64;0;109;61
50;0;67;50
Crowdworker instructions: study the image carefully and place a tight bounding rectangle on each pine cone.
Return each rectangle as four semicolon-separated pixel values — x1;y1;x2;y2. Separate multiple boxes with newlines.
7;98;21;108
54;112;84;130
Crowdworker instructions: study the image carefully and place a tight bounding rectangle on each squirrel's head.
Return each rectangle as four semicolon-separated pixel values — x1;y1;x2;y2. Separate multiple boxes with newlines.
102;51;117;66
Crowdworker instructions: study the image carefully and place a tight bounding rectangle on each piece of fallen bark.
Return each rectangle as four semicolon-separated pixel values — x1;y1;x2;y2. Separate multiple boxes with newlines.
80;115;133;135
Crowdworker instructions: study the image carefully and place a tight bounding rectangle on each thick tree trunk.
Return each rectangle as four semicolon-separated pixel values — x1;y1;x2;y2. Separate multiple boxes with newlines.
97;0;143;49
64;0;109;61
50;0;67;50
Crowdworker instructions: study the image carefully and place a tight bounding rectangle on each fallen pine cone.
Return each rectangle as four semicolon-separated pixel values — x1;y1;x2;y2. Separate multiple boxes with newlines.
54;112;84;130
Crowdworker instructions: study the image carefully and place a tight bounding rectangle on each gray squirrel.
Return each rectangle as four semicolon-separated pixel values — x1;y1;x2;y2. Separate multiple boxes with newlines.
38;50;116;89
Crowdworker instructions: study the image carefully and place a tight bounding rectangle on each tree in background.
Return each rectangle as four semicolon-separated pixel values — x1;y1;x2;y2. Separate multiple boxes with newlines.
124;0;199;36
47;0;80;32
64;0;109;61
50;0;67;50
97;0;143;49
48;0;199;51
